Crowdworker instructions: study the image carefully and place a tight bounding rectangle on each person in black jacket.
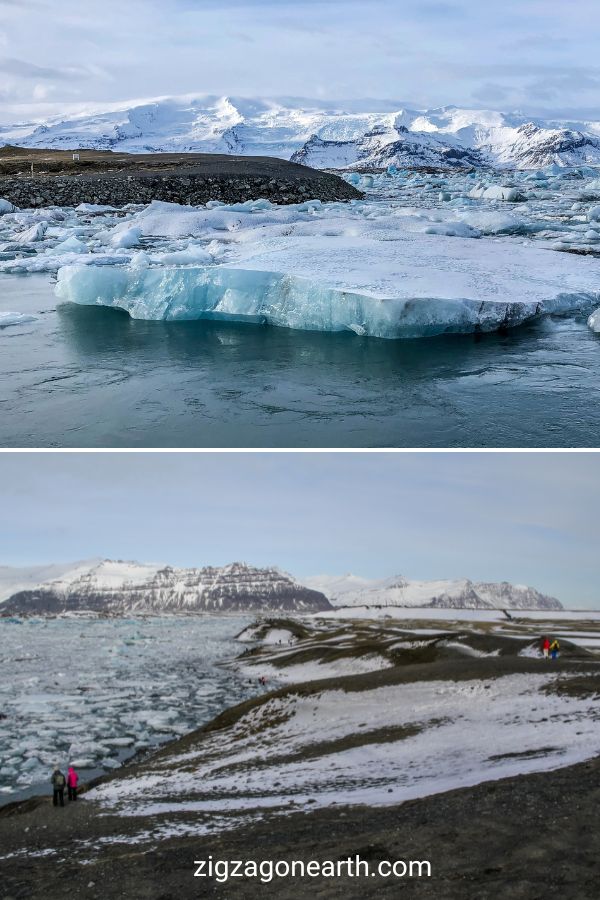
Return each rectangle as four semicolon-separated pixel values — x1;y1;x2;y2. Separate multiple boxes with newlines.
51;767;66;807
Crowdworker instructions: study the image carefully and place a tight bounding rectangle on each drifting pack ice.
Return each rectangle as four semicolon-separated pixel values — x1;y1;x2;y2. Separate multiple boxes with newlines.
3;165;600;339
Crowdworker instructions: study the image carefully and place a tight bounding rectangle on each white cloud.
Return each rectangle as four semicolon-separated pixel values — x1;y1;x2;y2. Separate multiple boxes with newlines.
0;0;597;119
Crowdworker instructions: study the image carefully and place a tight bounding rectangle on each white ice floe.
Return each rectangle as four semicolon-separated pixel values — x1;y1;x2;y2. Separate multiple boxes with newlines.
468;185;524;202
0;166;599;339
588;308;600;332
0;311;37;329
0;616;255;798
54;216;600;339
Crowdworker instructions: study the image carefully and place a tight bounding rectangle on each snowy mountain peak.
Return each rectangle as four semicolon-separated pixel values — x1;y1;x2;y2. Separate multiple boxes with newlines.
2;96;600;170
0;559;331;615
302;574;563;611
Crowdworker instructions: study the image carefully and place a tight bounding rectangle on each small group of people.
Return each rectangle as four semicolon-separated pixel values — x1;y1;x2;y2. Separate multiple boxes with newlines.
541;636;560;660
50;766;78;807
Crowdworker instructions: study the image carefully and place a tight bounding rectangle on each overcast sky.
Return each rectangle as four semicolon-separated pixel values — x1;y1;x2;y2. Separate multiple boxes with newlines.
0;452;597;608
0;1;599;122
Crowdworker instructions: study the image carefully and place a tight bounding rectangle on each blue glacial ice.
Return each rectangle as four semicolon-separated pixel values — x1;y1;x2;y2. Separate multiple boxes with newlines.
56;224;600;340
1;165;600;339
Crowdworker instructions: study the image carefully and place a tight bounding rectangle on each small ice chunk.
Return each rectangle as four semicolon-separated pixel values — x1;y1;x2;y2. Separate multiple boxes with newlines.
149;244;212;266
13;222;47;244
0;198;17;214
75;203;117;214
469;185;524;202
455;210;527;235
110;226;142;249
129;250;151;268
52;235;89;255
588;308;600;333
424;222;480;238
0;311;37;329
587;205;600;222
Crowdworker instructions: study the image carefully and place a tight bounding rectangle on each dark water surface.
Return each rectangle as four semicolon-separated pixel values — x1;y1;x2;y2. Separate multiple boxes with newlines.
1;274;599;447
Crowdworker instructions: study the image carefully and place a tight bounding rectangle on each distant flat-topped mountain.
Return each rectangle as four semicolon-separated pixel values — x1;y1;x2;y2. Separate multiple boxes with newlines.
2;96;599;171
0;560;331;615
302;574;563;611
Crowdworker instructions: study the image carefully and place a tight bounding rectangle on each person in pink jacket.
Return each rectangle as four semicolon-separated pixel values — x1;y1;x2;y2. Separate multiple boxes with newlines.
67;766;78;802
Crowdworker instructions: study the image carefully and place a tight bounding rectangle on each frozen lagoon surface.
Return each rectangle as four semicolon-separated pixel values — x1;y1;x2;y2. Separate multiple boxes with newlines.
0;615;254;804
2;166;600;446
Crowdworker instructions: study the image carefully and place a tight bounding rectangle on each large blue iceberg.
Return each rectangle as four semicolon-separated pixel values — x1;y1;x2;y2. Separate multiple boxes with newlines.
55;257;599;340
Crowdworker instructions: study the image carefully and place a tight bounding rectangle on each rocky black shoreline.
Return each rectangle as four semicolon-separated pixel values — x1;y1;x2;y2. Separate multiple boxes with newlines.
1;756;598;899
0;148;362;208
2;618;598;899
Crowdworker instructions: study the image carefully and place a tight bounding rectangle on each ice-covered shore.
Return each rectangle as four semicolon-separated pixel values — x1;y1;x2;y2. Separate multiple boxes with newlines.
3;165;600;339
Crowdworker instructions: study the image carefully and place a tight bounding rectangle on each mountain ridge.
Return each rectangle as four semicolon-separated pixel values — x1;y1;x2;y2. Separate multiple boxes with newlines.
0;560;331;615
0;561;564;613
302;573;563;611
2;96;600;171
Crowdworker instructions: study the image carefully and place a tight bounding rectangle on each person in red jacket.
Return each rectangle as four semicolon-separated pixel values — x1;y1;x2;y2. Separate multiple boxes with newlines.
542;637;550;659
67;766;78;802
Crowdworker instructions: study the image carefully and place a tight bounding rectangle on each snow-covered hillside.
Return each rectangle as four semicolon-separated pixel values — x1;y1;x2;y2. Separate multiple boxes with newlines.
302;574;563;611
2;96;600;170
0;559;102;602
0;560;331;615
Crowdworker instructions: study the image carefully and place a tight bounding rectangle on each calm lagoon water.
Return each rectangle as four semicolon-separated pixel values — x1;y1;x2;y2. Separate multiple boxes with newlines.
1;273;600;447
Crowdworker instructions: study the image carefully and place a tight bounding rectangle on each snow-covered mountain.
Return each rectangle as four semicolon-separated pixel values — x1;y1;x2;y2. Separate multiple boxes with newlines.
0;560;331;615
2;96;600;170
302;574;563;611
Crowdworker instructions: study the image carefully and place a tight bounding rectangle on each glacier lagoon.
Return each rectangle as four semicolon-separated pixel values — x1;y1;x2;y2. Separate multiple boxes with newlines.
0;615;255;805
1;166;600;446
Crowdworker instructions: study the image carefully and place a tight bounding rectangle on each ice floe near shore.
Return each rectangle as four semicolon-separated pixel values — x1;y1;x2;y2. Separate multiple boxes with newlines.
0;616;254;799
0;311;37;329
55;221;600;338
2;165;600;339
588;308;600;332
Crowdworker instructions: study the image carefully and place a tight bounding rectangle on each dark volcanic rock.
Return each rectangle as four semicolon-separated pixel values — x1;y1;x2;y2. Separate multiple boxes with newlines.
0;149;362;208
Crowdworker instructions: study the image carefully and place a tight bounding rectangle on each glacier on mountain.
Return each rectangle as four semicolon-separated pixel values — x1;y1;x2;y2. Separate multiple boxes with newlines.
3;96;600;170
0;559;331;614
302;574;563;611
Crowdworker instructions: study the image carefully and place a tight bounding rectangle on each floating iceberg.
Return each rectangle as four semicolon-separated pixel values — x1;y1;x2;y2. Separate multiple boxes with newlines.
0;311;37;329
468;185;524;202
51;235;89;255
56;218;600;339
588;308;600;333
588;205;600;222
3;168;600;339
